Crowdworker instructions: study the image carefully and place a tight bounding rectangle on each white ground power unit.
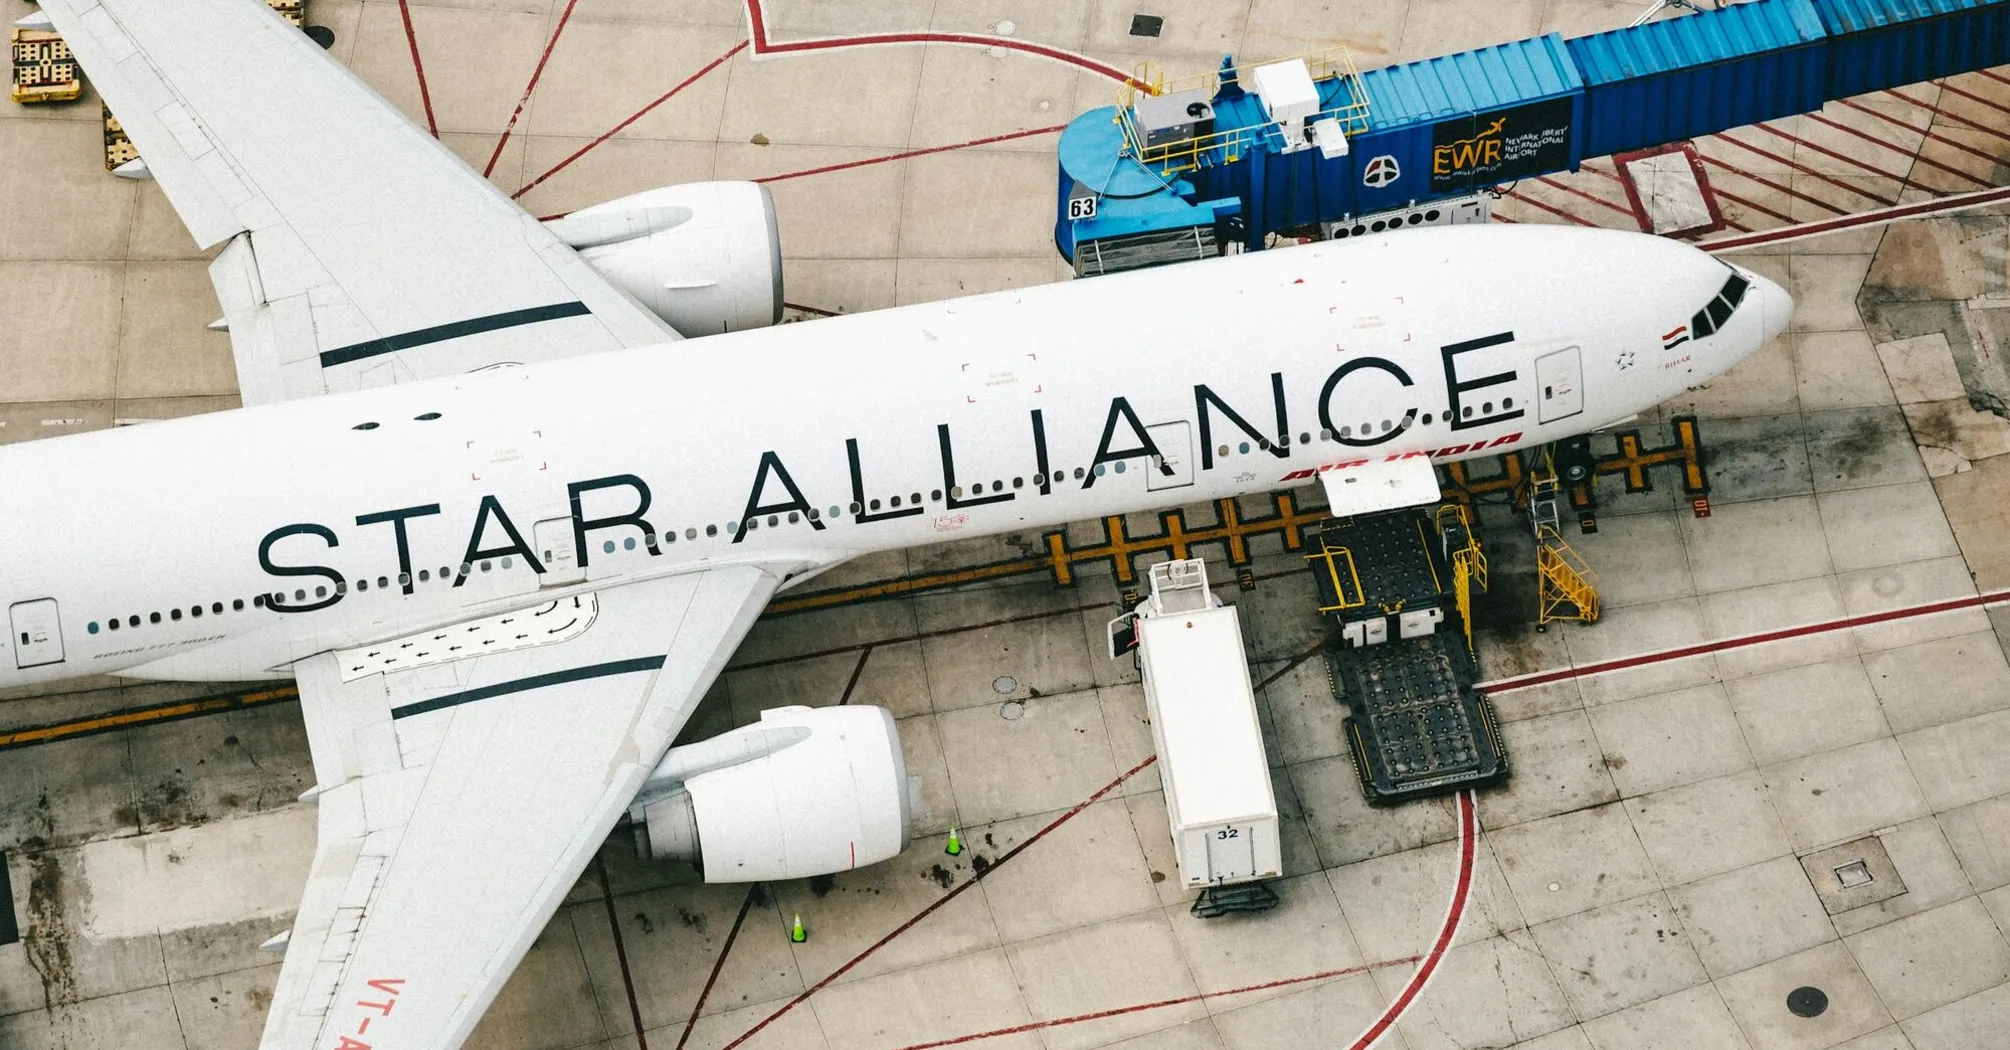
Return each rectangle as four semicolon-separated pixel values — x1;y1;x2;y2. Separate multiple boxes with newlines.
1108;560;1281;908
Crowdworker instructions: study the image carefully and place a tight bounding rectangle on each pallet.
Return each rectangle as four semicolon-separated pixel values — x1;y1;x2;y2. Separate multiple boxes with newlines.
11;28;81;104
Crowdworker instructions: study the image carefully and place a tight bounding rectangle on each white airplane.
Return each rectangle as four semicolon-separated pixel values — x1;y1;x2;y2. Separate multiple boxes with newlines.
4;0;1789;1046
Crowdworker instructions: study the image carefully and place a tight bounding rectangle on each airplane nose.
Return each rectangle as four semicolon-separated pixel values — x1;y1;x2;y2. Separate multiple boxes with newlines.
1752;269;1793;344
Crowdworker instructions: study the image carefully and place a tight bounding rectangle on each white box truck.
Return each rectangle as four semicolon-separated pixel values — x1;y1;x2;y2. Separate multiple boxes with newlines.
1109;559;1281;914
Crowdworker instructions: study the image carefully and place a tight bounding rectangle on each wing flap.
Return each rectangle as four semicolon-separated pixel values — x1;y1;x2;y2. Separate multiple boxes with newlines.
264;567;781;1050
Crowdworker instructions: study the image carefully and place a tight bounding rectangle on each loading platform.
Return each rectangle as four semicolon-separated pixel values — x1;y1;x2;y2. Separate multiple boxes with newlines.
1306;506;1509;804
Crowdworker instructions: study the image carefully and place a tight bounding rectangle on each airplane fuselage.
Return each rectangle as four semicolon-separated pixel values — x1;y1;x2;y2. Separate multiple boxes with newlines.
0;226;1785;689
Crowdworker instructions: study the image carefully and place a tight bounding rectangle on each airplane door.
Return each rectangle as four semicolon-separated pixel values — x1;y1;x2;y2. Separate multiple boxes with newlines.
1147;421;1195;491
10;598;64;669
1536;346;1584;424
533;518;586;585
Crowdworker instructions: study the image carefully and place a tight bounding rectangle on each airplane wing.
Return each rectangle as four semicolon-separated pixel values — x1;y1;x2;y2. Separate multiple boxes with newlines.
36;0;682;406
265;566;779;1050
1318;454;1444;517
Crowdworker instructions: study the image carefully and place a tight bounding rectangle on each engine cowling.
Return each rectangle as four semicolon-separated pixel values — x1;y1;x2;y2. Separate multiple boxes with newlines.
629;705;910;882
544;180;782;336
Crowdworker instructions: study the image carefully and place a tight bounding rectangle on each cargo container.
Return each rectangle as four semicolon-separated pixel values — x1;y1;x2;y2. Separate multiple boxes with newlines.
1568;0;1829;159
1107;560;1280;911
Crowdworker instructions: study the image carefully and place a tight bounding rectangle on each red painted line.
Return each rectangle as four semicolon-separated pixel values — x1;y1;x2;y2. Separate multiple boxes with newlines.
741;0;1143;89
485;0;581;178
1936;79;2010;122
1803;111;1988;188
512;41;748;200
1577;162;1627;185
753;124;1067;184
1500;192;1594;226
1533;175;1636;220
1754;121;1926;194
1887;87;2010;147
1715;131;1898;206
1976;69;2010;91
1700;182;2010;251
596;855;652;1050
1491;214;1519;223
1253;641;1327;694
836;644;873;705
393;0;438;138
674;884;760;1050
1709;184;1794;226
1342;791;1477;1050
1481;587;2010;694
888;953;1426;1050
1697;153;1848;216
719;754;1161;1050
1840;97;2003;168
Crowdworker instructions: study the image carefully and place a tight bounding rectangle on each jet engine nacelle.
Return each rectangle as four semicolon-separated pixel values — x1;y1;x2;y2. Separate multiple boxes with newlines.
544;181;782;336
629;705;909;882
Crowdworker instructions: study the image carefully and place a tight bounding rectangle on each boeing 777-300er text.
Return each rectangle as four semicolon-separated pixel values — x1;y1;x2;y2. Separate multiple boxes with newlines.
2;1;1790;1046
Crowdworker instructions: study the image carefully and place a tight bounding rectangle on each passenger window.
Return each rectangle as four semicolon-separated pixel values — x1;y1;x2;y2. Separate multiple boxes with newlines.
378;577;389;589
233;599;244;611
706;524;718;537
358;579;369;592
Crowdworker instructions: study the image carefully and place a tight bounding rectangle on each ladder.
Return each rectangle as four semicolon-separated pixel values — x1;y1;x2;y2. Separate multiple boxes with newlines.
1527;473;1600;629
1535;524;1600;628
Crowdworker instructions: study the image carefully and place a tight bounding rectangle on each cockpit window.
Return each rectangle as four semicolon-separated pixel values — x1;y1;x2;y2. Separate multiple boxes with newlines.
1720;271;1748;309
1691;271;1751;340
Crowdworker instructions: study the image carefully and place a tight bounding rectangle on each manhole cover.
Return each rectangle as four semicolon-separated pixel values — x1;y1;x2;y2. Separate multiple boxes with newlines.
1129;13;1163;37
992;675;1018;695
999;700;1025;721
1787;986;1829;1018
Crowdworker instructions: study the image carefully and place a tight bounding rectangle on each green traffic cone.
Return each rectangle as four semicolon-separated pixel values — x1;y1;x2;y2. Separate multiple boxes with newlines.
789;913;807;943
944;826;964;856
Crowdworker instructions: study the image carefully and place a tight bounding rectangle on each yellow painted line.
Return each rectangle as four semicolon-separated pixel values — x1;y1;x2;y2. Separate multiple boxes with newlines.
0;684;298;752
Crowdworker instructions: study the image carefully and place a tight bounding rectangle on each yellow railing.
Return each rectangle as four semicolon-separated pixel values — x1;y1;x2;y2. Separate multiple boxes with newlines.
1115;47;1373;176
1536;526;1601;628
1436;504;1488;650
1306;538;1366;614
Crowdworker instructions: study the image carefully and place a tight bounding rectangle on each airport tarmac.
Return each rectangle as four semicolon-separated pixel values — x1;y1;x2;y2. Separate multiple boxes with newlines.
8;0;2010;1048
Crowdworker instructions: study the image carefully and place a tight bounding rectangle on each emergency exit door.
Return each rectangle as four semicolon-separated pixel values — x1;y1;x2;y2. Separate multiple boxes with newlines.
1146;421;1195;492
1208;824;1256;882
533;518;586;585
1536;345;1584;424
10;599;64;669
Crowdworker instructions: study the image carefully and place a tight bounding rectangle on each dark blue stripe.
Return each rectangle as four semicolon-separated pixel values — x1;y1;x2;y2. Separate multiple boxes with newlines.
0;851;16;945
390;656;666;720
319;302;593;369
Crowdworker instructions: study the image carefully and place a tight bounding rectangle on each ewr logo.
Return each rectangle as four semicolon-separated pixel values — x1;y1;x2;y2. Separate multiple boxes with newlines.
1362;155;1400;188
